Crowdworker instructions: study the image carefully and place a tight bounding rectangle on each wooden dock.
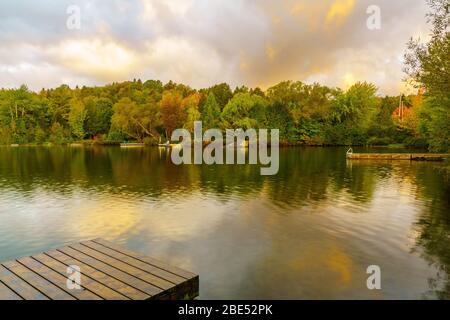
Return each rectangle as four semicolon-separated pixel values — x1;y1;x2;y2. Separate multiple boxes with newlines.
346;149;449;161
0;239;199;300
120;143;145;148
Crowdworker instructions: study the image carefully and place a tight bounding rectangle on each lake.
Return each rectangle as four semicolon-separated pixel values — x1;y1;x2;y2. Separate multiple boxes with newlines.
0;146;448;299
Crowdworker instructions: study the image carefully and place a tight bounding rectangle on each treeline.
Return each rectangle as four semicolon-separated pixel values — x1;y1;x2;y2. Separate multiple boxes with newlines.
0;1;448;151
0;80;437;149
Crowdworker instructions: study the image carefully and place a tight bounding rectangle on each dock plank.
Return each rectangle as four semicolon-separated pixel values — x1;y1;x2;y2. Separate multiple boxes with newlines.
43;250;150;300
55;246;163;297
70;243;174;290
0;281;22;300
2;260;75;300
0;265;48;300
93;238;197;280
33;253;127;300
17;256;101;300
81;240;186;284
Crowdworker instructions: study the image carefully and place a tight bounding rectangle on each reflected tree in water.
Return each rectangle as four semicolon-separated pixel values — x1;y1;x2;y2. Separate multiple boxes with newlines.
414;165;450;299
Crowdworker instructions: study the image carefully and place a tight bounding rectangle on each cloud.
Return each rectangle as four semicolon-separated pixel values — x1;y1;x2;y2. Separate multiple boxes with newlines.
0;0;430;95
326;0;356;26
48;38;139;80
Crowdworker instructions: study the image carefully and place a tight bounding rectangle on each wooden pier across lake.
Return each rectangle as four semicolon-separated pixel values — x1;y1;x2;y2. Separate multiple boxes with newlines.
0;238;199;300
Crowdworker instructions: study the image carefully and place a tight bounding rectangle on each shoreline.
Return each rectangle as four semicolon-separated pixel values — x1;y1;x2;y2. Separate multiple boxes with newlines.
0;142;433;151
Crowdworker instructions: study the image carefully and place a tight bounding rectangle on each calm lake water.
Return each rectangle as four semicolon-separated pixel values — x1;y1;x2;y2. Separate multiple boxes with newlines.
0;146;449;299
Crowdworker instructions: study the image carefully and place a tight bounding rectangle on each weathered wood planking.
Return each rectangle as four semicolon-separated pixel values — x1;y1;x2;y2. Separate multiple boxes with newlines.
347;153;449;161
0;239;199;300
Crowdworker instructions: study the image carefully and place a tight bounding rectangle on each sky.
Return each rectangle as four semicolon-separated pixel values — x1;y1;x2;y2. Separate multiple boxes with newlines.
0;0;431;95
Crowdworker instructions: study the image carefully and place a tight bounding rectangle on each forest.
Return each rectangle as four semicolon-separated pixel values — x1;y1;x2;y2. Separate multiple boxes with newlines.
0;1;448;152
0;79;446;151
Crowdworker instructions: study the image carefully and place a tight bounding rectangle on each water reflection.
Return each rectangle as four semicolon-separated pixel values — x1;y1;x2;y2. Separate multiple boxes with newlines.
414;165;450;299
0;146;448;299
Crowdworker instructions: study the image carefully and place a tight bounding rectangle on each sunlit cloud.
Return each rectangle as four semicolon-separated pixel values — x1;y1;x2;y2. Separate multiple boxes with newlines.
0;0;430;95
326;0;356;26
265;43;278;61
48;39;138;80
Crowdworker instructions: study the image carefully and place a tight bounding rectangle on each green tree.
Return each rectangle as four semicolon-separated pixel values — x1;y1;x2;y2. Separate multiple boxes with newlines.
0;85;40;143
84;96;113;138
327;82;378;145
183;92;201;133
233;85;250;95
418;97;450;151
68;98;87;140
265;81;335;143
366;96;399;145
47;85;72;125
221;93;267;129
404;0;449;151
208;83;233;110
330;82;378;126
111;97;160;141
202;92;221;130
48;122;68;144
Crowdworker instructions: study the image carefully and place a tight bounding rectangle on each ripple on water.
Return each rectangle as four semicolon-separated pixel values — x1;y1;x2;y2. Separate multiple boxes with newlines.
0;147;448;299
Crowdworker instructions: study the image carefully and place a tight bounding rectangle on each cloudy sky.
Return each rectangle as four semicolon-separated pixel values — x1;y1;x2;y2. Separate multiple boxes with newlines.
0;0;431;95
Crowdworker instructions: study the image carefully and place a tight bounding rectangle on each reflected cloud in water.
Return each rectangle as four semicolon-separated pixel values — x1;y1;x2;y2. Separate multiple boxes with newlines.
0;146;448;299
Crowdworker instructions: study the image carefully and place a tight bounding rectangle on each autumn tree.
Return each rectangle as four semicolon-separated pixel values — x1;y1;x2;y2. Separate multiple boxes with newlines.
160;90;186;138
